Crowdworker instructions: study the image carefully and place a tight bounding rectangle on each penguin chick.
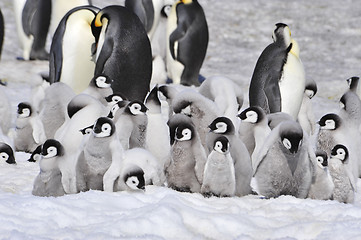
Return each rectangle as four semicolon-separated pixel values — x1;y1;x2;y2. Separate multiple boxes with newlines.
206;116;253;196
0;143;16;164
14;102;46;153
104;92;128;111
32;139;66;197
253;121;315;199
339;85;361;131
307;150;334;200
158;84;181;119
76;117;123;192
238;106;271;160
172;89;220;149
201;136;236;197
113;164;146;192
298;79;317;136
28;145;42;162
166;114;207;193
82;74;114;106
328;144;355;204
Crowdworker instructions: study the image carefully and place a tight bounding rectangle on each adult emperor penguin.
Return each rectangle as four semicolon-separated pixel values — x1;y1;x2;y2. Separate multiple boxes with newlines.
49;0;91;38
76;117;123;192
172;89;221;149
32;139;66;197
298;79;317;136
307;150;334;200
38;82;75;139
14;102;46;153
166;0;208;86
201;136;236;198
328;144;355;204
198;75;244;130
0;143;16;164
54;94;107;194
13;0;51;60
145;85;171;171
238;106;271;160
249;23;305;120
253;121;315;199
49;6;100;94
206;116;253;196
166;114;207;193
91;5;152;101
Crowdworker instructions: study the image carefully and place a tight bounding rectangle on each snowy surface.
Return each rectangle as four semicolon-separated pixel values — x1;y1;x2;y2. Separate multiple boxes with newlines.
1;0;361;239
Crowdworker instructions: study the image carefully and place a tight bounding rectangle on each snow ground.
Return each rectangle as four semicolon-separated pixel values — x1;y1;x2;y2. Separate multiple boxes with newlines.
0;0;361;239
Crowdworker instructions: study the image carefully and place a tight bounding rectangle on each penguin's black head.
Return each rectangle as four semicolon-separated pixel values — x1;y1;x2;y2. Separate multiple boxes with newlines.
238;106;265;124
279;122;303;154
28;145;42;162
213;136;229;154
208;117;235;134
17;102;32;117
91;9;108;43
331;144;348;163
125;101;148;116
318;113;341;130
92;75;113;89
175;123;194;142
167;114;194;145
272;23;291;47
93;117;115;137
79;125;94;135
315;149;328;167
0;143;16;164
305;80;317;99
172;100;191;116
105;92;127;105
145;85;161;108
124;168;145;191
42;139;64;158
346;76;359;92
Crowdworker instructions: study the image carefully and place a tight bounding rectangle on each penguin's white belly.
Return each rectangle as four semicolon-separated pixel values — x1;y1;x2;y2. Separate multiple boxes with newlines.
61;20;95;93
279;53;305;120
166;6;184;84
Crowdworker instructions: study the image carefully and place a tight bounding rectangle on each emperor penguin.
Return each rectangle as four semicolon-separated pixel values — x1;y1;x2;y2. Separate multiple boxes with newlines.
206;116;253;196
104;92;127;110
0;143;16;164
249;23;305;120
166;114;207;193
158;84;181;119
307;150;334;200
38;82;76;139
298;79;317;136
14;102;46;153
124;0;155;35
108;100;148;150
172;89;221;149
201;136;236;197
32;139;66;197
238;106;272;160
0;8;3;59
198;75;244;130
328;144;355;204
82;74;113;106
346;76;361;100
145;85;171;171
253;121;316;199
49;6;100;94
316;113;360;181
28;145;42;162
54;94;107;194
166;0;208;86
91;5;152;101
13;0;51;60
49;0;91;38
76;117;123;192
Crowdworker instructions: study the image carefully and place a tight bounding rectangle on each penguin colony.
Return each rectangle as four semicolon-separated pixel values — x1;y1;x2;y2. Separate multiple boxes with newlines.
0;1;359;204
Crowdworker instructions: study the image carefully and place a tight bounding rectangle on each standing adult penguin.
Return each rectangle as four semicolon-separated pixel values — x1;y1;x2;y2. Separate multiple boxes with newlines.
91;5;152;102
49;6;100;94
249;23;305;120
14;0;51;60
166;0;208;86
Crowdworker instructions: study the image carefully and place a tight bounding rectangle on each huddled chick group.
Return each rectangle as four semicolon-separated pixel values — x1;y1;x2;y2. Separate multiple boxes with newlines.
0;1;359;205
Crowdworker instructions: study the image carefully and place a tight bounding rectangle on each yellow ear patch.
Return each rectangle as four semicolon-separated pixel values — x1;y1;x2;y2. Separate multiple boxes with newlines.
182;0;193;4
94;11;104;27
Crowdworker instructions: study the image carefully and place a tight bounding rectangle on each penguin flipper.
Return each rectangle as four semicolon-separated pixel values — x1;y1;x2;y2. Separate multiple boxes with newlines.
94;37;114;76
169;24;186;60
49;18;67;83
264;76;281;113
21;0;39;36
